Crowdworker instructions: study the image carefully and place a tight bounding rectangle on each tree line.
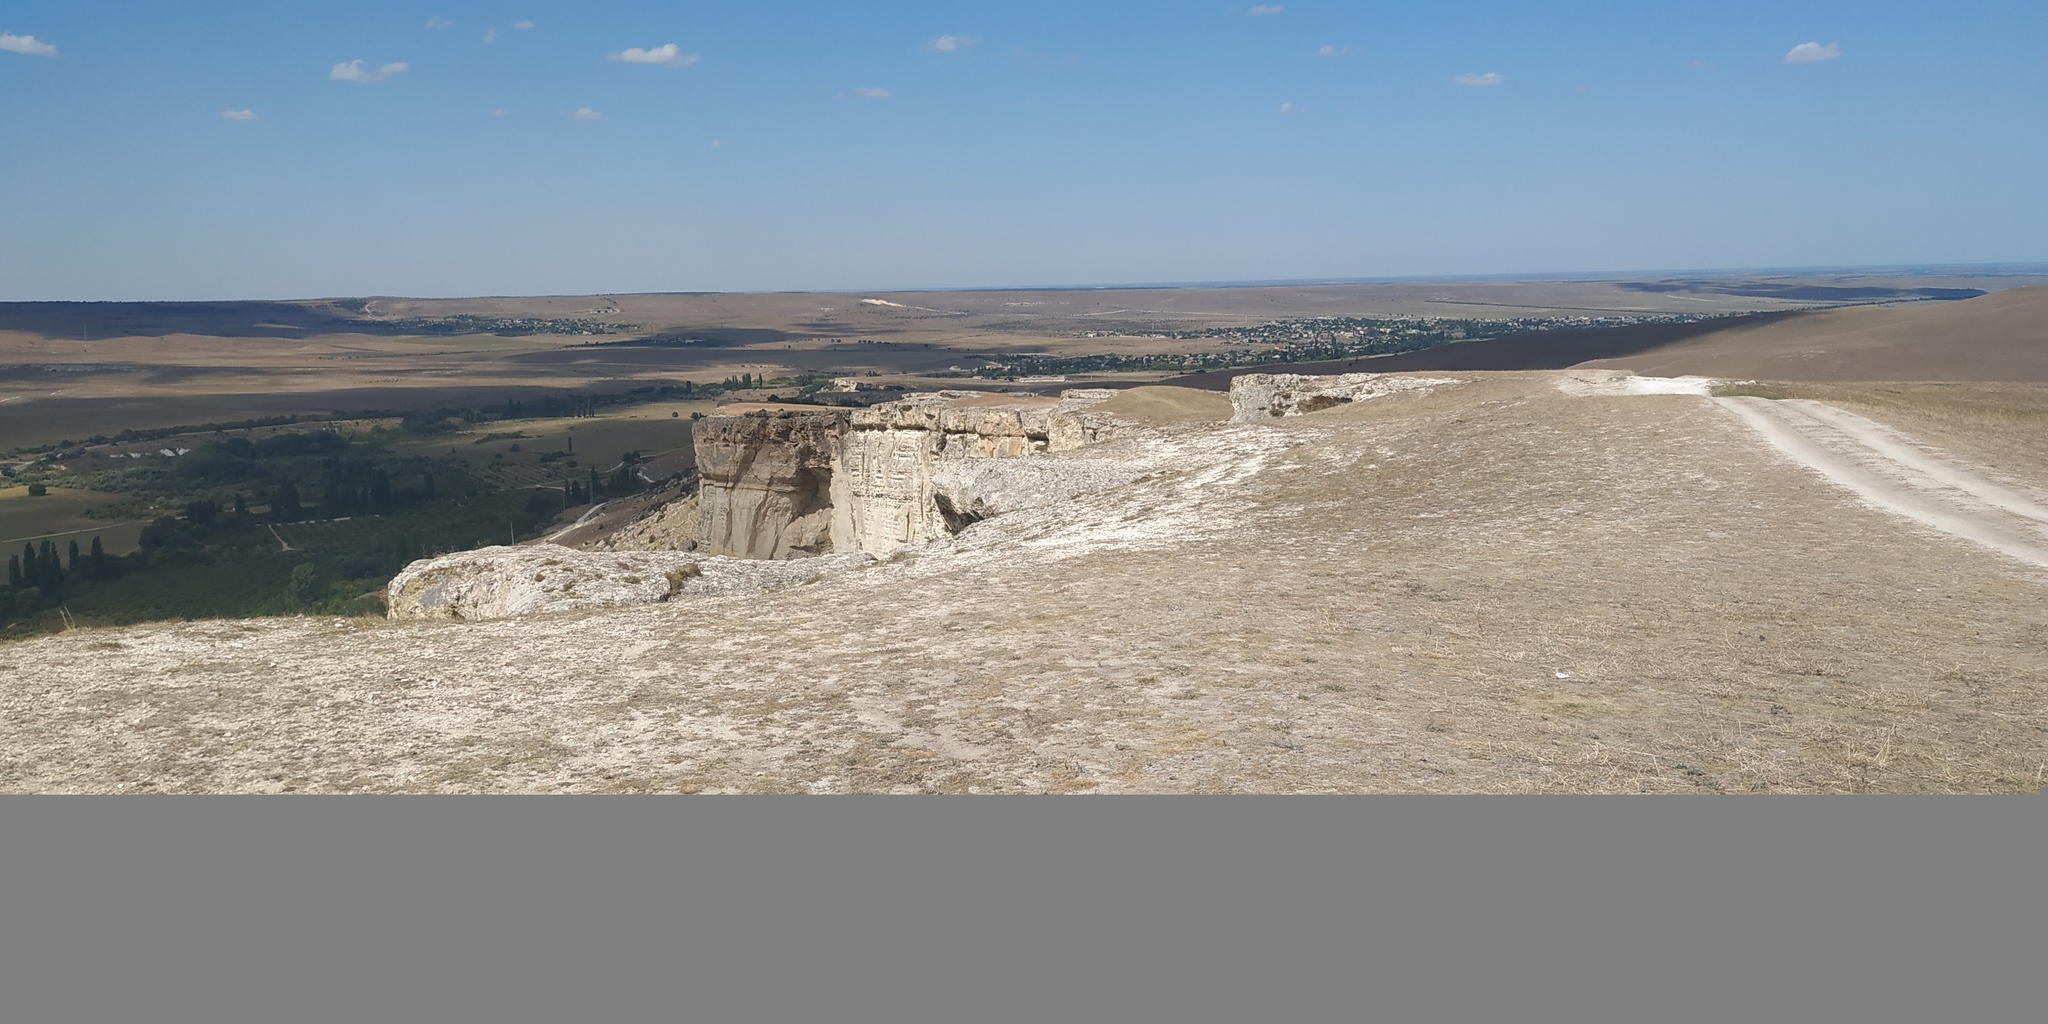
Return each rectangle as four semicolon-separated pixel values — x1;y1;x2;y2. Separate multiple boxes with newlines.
8;536;117;613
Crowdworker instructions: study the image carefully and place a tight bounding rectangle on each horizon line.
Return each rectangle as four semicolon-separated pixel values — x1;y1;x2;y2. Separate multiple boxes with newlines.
7;261;2047;305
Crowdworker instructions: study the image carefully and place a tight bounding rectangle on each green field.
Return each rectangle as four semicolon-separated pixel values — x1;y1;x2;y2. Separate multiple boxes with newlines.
0;486;149;556
0;385;728;639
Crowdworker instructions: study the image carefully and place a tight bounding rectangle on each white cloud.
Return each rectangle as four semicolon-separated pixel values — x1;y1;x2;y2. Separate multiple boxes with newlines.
493;107;509;116
426;16;453;30
928;35;976;52
710;140;722;148
1453;72;1503;87
221;109;257;121
1783;41;1840;64
1278;101;1293;114
0;31;58;56
1249;5;1282;14
330;59;408;82
1316;45;1351;57
513;20;534;30
574;107;603;121
484;29;496;44
848;86;892;98
608;43;698;66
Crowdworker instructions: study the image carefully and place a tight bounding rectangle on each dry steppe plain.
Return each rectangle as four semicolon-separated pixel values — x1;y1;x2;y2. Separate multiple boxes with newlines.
10;270;2034;449
5;373;2044;793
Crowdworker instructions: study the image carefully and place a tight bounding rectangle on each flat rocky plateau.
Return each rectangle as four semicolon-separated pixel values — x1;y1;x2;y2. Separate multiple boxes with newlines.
4;373;2044;792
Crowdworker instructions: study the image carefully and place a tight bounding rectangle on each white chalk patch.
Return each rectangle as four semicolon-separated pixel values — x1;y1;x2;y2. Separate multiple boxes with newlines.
1555;371;1716;397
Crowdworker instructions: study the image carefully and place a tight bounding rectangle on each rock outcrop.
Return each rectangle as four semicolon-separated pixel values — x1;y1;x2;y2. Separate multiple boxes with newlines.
387;545;700;620
1228;372;1459;422
694;410;849;559
696;389;1122;559
386;388;1133;620
930;457;1145;532
592;492;700;553
386;542;872;620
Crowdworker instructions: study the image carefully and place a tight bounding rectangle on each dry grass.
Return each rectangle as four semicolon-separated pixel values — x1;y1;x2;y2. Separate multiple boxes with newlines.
1;372;2043;792
0;485;147;553
1;276;1903;450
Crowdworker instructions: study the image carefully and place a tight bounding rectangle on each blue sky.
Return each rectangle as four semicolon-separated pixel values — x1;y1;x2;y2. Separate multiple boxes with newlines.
2;2;2044;300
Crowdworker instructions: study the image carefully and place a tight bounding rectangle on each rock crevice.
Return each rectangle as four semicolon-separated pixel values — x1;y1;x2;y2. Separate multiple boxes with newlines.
700;390;1121;559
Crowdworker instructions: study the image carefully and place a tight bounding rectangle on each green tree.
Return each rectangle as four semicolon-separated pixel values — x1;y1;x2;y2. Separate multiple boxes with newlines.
270;482;303;523
184;498;220;528
284;563;319;612
36;541;64;601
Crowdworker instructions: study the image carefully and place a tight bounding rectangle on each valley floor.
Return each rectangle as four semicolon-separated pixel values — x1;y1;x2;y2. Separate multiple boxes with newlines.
3;372;2044;792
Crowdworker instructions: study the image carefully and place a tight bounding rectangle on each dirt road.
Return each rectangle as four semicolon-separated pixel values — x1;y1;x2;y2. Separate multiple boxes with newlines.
1717;396;2048;573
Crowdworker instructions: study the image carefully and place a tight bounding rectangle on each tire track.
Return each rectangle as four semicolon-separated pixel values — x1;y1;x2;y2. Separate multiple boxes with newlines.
1717;396;2048;573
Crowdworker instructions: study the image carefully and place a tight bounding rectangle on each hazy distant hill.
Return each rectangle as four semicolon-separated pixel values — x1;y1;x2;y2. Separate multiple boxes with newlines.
1573;285;2048;381
1169;286;2048;384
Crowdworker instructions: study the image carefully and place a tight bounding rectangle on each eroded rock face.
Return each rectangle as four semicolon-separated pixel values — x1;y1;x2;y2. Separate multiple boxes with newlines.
828;390;1120;554
1227;373;1459;422
685;390;1126;560
930;457;1145;531
386;542;874;620
592;492;700;553
693;410;849;559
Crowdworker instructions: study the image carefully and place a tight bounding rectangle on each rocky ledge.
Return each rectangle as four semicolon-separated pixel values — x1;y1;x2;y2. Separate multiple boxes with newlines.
1228;372;1459;422
386;543;872;620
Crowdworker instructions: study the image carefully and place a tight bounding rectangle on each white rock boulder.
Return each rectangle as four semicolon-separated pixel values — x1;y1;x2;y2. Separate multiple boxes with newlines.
1227;373;1459;423
387;543;872;621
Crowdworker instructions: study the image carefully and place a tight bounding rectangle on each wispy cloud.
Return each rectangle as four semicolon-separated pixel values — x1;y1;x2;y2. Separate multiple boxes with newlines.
845;86;892;99
484;29;496;44
330;59;408;82
1249;5;1282;14
1278;101;1294;114
0;31;58;57
574;107;603;121
1783;41;1840;64
1453;71;1503;87
512;20;534;30
1316;45;1351;57
608;43;697;66
426;16;453;31
221;109;257;121
928;34;976;52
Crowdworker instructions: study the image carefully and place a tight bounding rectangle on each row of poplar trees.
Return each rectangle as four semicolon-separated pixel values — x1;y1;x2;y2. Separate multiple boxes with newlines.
6;537;116;604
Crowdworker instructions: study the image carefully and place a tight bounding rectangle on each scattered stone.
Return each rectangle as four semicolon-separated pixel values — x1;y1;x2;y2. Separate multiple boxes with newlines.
1228;373;1460;422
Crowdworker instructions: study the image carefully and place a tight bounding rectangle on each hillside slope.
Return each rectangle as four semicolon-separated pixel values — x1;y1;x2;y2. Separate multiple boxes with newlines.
1576;285;2048;381
3;374;2043;793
